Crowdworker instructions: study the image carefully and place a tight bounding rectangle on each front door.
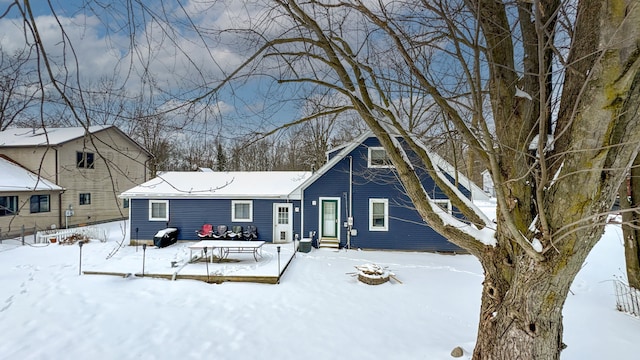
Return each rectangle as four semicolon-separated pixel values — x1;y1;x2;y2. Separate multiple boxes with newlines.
273;203;293;243
320;198;339;239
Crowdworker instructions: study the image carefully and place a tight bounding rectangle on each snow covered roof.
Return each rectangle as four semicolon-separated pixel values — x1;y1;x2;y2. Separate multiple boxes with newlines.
120;171;312;199
294;131;491;202
0;125;113;147
426;150;491;202
292;132;371;194
0;157;63;192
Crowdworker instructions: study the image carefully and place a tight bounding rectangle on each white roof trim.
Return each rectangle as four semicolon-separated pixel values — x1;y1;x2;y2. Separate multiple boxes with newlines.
426;151;491;202
291;132;371;194
292;131;490;202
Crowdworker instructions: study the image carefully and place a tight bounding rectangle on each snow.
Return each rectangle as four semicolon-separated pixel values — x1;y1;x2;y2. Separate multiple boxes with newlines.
515;87;533;100
429;199;497;247
528;133;555;152
0;126;111;146
531;238;543;252
0;157;62;192
121;171;311;199
154;228;178;237
0;221;638;359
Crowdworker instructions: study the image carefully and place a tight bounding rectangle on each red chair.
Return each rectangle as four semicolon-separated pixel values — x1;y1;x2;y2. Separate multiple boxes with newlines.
195;224;214;238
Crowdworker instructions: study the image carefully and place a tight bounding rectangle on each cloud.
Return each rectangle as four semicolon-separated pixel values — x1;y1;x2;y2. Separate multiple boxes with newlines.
0;2;256;93
0;1;298;128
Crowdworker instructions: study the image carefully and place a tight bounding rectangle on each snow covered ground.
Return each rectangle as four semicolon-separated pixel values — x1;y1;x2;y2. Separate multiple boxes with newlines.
0;220;638;359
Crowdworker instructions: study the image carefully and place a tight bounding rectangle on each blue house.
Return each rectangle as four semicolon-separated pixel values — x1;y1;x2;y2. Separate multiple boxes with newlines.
121;133;489;251
120;171;311;244
295;132;489;252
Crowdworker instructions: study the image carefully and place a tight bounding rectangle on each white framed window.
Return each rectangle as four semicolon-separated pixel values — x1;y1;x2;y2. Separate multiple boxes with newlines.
232;200;253;222
149;200;169;221
434;199;452;214
368;147;393;168
369;198;389;231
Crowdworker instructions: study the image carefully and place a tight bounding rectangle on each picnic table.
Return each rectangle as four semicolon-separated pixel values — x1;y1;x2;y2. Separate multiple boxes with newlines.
188;240;265;262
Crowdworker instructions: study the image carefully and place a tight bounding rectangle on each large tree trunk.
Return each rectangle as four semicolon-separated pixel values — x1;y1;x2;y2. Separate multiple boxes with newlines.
620;155;640;290
475;271;563;358
250;1;640;359
472;228;597;360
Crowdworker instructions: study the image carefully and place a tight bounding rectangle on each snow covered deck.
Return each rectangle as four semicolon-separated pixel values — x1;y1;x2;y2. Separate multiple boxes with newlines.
83;241;299;284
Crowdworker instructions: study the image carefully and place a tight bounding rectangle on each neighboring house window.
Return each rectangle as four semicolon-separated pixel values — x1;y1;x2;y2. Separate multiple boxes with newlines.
368;147;392;168
369;198;389;231
232;200;253;222
0;196;18;216
149;200;169;221
77;151;95;169
123;198;129;209
30;195;50;213
434;199;452;214
79;193;91;205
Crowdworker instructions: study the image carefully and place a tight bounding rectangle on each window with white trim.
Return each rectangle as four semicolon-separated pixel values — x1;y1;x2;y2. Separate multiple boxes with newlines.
149;200;169;221
232;200;253;222
369;198;389;231
434;199;452;214
368;147;393;168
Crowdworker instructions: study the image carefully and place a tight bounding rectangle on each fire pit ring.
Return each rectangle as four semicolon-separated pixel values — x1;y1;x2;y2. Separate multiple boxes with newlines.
355;264;390;285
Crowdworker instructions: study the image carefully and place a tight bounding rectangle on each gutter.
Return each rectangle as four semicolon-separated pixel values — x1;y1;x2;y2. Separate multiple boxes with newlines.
347;155;353;249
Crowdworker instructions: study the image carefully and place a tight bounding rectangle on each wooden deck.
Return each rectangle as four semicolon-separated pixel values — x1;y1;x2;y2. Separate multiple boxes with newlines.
82;271;280;284
82;245;297;284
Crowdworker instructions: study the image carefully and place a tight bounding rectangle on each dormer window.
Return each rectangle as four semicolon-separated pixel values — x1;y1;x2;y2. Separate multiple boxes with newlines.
368;147;393;168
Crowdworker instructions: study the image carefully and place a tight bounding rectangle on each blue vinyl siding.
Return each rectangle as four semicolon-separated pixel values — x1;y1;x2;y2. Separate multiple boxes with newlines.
130;198;301;243
128;135;472;252
303;136;467;252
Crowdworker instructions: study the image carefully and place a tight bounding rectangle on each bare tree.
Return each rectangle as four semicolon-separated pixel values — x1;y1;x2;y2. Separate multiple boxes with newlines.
7;1;640;358
126;110;175;177
0;47;39;130
226;1;638;358
292;92;344;170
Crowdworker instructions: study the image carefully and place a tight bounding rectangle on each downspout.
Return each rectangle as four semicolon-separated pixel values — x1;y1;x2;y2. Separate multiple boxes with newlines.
286;194;294;244
347;155;353;249
56;147;63;229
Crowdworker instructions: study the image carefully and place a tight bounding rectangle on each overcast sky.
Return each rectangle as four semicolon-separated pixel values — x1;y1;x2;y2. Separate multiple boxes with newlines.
0;1;303;133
